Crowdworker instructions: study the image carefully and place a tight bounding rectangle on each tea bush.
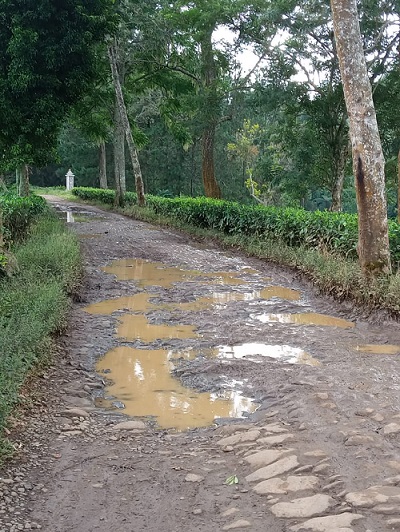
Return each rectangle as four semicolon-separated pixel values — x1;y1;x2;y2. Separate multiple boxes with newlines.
71;187;400;264
0;193;48;244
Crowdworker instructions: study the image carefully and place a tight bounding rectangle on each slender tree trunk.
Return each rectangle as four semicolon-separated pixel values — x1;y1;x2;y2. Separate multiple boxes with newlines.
331;142;349;211
108;43;145;207
18;165;30;197
330;0;391;276
99;141;108;189
113;99;126;196
113;103;125;207
0;207;3;251
15;168;20;191
200;28;221;199
398;146;400;224
202;125;221;198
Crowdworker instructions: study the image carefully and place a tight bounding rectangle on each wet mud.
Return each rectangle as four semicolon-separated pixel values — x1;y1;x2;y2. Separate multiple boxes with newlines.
3;196;400;532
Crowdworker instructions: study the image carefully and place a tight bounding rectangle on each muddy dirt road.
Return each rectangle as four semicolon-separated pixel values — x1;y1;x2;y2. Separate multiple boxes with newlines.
1;197;400;532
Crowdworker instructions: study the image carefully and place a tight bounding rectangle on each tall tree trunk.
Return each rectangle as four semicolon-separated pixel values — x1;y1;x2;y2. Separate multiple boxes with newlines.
113;103;125;207
200;28;221;199
202;125;221;197
99;141;108;190
108;43;145;207
331;141;349;211
114;100;126;194
330;0;391;276
0;207;3;251
18;165;30;197
15;168;20;191
398;146;400;224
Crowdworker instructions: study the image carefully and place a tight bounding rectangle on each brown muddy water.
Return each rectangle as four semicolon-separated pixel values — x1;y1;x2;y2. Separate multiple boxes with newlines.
355;344;400;355
117;314;198;342
86;258;341;430
97;346;257;430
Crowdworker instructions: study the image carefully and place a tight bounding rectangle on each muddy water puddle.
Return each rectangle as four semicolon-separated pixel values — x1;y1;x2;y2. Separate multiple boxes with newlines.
252;312;354;328
355;344;400;355
97;347;257;430
84;293;156;315
91;258;311;429
84;287;301;316
117;314;198;342
102;258;247;287
58;209;106;224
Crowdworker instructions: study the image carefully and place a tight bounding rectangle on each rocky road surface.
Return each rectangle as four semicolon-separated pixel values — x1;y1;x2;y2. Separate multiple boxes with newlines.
1;196;400;532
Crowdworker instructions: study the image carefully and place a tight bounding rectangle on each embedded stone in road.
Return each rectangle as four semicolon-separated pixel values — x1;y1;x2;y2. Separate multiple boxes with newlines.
290;512;364;531
244;449;292;468
383;423;400;435
270;494;334;518
185;474;204;483
253;475;319;495
257;434;294;445
217;430;261;447
260;422;289;434
345;486;400;507
222;519;252;530
59;408;90;418
246;455;299;482
112;420;146;431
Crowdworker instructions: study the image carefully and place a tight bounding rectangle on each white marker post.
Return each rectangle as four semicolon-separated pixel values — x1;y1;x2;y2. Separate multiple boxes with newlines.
66;169;75;191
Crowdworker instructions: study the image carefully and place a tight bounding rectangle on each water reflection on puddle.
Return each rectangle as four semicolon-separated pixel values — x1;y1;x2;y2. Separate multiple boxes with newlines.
117;314;198;342
84;293;155;315
97;347;257;430
252;312;354;328
90;258;317;429
212;343;321;366
84;287;301;316
355;344;400;355
102;258;250;287
259;287;300;301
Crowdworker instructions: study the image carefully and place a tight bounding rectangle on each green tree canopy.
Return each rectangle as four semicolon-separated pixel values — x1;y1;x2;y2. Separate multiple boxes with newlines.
0;0;115;171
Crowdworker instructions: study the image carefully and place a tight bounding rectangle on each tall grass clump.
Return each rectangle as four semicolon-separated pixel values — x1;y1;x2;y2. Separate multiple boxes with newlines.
0;211;81;461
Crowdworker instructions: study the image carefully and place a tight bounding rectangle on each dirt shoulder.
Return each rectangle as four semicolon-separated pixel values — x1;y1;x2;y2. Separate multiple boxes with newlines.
1;197;400;532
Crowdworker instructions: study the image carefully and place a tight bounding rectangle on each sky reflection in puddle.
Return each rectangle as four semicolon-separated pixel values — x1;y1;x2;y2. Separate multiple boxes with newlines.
252;312;354;328
213;343;321;366
97;346;256;430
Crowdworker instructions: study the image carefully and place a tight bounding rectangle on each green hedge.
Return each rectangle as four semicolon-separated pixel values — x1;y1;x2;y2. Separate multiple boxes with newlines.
71;187;400;263
0;193;48;244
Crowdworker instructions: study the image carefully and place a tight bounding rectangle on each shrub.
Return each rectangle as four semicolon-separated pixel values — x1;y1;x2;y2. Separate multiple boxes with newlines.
0;193;48;244
72;187;400;264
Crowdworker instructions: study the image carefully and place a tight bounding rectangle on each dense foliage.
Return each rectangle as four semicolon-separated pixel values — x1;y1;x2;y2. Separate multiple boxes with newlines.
71;187;400;264
0;0;115;169
0;194;48;244
0;215;81;459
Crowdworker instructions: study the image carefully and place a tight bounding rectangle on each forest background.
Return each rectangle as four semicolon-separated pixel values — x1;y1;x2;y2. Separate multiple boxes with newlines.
3;0;400;217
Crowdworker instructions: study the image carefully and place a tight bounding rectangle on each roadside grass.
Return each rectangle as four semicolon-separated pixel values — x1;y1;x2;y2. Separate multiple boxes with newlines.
0;214;81;462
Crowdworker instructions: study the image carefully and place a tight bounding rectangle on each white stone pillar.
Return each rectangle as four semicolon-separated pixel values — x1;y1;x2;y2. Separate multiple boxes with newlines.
66;169;75;191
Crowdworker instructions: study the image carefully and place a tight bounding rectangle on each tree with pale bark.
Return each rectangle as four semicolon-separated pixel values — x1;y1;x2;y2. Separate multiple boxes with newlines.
330;0;391;276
